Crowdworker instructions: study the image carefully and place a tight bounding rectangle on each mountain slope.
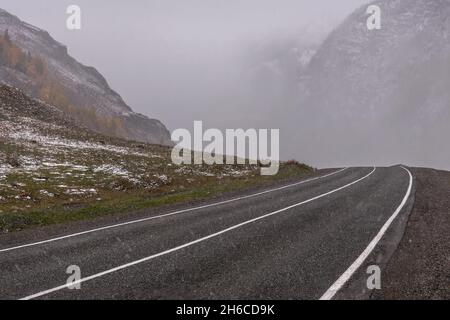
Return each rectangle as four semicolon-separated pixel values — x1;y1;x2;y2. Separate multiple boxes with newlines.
0;85;312;232
0;8;171;146
289;0;450;170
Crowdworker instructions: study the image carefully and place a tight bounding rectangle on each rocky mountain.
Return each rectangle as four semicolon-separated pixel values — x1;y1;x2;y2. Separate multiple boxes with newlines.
0;8;172;146
288;0;450;170
246;39;318;94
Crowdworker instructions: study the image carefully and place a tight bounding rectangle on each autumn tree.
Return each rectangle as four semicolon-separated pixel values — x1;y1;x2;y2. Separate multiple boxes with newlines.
4;29;10;43
0;42;5;64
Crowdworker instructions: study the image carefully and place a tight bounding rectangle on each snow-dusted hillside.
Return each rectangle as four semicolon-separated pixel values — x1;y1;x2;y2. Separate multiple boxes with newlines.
0;8;171;146
0;85;268;231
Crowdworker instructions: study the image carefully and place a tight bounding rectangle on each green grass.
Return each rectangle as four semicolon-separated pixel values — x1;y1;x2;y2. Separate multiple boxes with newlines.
0;163;313;233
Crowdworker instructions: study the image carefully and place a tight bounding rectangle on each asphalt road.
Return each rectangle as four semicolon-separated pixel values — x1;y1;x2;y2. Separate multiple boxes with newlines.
0;166;414;300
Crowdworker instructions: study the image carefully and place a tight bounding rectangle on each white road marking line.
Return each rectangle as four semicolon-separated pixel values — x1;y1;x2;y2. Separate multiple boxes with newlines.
20;167;375;300
319;166;413;300
0;168;348;254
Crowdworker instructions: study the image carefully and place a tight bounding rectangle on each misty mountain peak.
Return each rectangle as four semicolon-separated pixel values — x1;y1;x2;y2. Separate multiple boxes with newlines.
289;0;450;169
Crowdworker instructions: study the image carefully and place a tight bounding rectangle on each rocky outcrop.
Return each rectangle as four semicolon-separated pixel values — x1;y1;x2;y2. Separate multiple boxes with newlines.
0;8;172;146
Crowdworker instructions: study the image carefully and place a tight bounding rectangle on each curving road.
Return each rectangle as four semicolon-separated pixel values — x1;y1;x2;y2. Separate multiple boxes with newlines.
0;166;414;300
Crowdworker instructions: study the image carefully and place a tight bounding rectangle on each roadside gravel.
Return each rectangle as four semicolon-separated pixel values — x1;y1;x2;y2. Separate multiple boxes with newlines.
374;168;450;299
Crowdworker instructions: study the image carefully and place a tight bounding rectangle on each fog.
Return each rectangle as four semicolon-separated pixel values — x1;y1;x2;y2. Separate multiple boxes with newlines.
1;1;367;125
16;0;447;170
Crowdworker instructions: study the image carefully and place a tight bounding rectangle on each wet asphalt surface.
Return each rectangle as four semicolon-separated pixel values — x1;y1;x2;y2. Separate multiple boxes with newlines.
0;166;413;300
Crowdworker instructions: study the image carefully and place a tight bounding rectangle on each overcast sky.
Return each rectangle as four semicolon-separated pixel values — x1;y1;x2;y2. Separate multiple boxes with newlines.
0;0;369;131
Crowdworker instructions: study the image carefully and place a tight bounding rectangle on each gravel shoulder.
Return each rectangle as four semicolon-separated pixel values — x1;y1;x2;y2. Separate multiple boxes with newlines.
374;168;450;300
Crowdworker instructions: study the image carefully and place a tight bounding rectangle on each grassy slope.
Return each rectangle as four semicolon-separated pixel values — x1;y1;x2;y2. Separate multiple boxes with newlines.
1;163;312;233
0;85;313;233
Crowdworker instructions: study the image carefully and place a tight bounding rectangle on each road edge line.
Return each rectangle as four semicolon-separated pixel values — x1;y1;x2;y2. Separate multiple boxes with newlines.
0;168;348;254
20;167;375;300
319;166;413;300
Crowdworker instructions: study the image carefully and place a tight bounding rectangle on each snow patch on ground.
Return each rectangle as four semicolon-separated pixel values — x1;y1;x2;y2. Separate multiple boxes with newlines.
3;119;156;158
39;190;55;197
0;163;12;180
65;188;97;195
154;174;169;183
94;164;129;176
